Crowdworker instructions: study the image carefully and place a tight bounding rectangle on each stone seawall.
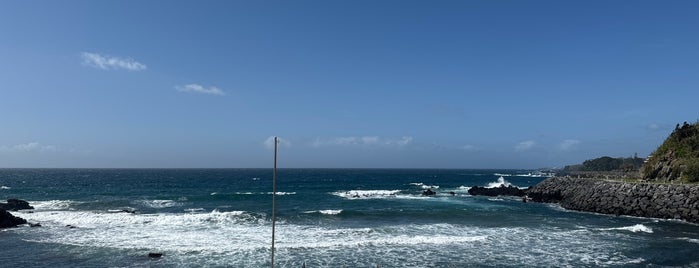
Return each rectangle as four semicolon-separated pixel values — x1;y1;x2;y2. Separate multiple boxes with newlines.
526;177;699;224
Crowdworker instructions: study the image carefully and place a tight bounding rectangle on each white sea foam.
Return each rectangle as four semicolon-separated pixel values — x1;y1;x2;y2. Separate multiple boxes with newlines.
184;208;206;213
1;186;10;189
304;210;343;215
678;237;699;243
486;176;514;188
410;182;439;189
268;192;296;195
31;200;80;210
493;173;512;177
332;190;402;199
600;224;653;233
11;210;651;267
136;199;182;209
453;186;471;193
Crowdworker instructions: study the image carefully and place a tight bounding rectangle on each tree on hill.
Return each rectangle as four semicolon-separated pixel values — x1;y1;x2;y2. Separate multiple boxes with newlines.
563;155;643;173
642;121;699;182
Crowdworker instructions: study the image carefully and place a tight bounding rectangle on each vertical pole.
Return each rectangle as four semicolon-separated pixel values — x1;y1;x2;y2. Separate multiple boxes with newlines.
271;137;278;268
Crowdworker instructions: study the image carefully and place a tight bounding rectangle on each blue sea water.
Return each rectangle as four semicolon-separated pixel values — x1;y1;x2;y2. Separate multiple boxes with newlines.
1;168;698;267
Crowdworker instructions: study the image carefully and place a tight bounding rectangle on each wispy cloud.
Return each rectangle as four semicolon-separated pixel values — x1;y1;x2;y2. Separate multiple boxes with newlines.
559;139;581;151
264;136;291;150
515;140;536;151
176;84;226;96
80;52;146;71
461;145;476;151
0;142;57;153
311;136;413;148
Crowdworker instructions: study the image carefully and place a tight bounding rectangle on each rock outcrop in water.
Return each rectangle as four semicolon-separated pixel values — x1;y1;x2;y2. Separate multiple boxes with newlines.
0;209;27;228
468;185;526;197
527;177;699;223
0;199;34;211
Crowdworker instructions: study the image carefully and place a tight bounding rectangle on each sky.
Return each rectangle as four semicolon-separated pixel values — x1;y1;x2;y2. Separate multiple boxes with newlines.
1;0;698;169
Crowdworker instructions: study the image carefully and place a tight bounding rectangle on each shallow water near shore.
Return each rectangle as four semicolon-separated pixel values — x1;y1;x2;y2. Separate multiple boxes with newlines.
1;169;698;267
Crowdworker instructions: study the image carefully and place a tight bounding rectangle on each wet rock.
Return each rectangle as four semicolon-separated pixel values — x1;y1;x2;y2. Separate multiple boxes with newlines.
0;199;34;211
468;185;525;197
148;253;163;258
0;209;27;228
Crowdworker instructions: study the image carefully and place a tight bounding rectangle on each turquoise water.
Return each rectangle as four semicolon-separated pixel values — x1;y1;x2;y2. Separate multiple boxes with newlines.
1;169;698;267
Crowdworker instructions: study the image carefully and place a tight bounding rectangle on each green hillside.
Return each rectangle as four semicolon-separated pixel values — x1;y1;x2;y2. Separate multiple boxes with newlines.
642;121;699;182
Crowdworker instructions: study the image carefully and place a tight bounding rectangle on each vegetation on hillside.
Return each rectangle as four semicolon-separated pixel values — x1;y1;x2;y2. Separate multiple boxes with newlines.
563;155;643;173
642;121;699;182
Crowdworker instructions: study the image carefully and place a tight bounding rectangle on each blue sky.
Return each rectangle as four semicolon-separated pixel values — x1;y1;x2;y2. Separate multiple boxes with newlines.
1;0;697;168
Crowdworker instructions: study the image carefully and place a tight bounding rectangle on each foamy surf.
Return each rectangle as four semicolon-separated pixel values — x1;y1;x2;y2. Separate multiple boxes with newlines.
136;199;182;209
599;224;653;233
332;190;402;199
31;200;81;211
486;176;514;188
10;210;651;267
410;182;440;189
304;209;343;215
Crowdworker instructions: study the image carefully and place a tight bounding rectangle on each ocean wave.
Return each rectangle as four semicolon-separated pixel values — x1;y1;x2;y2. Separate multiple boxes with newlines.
454;186;471;192
268;192;296;195
485;176;514;188
1;186;10;190
493;173;512;177
12;211;651;267
184;208;206;213
410;182;439;189
599;224;653;233
304;209;343;215
678;237;699;244
136;199;182;209
31;200;81;211
332;190;402;199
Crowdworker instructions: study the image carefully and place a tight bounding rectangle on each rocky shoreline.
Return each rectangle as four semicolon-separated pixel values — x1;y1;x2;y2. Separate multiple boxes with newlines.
0;199;34;228
527;177;699;224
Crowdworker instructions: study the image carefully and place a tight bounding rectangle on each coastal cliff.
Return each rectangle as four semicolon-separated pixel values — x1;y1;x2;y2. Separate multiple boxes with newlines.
527;177;699;223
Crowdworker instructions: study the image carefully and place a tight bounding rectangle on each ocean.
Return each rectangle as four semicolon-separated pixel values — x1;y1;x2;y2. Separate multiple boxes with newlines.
1;169;698;267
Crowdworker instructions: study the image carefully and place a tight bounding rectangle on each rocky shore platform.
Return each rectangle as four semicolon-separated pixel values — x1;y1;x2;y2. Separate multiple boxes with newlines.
527;177;699;224
0;199;33;228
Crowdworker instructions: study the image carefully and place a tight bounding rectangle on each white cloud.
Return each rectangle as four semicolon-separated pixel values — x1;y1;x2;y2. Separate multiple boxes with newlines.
362;136;380;145
389;136;413;146
80;52;146;71
176;84;226;96
264;136;291;150
0;142;58;152
461;145;476;151
559;139;581;151
515;140;536;151
311;136;413;148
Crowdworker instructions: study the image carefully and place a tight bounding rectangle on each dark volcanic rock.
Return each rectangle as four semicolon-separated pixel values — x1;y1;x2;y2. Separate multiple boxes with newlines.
0;199;34;211
526;177;699;224
0;209;27;228
468;185;525;197
422;189;436;196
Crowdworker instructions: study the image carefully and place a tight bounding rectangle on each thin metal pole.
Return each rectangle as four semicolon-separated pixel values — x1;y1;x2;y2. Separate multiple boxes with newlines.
271;136;278;268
